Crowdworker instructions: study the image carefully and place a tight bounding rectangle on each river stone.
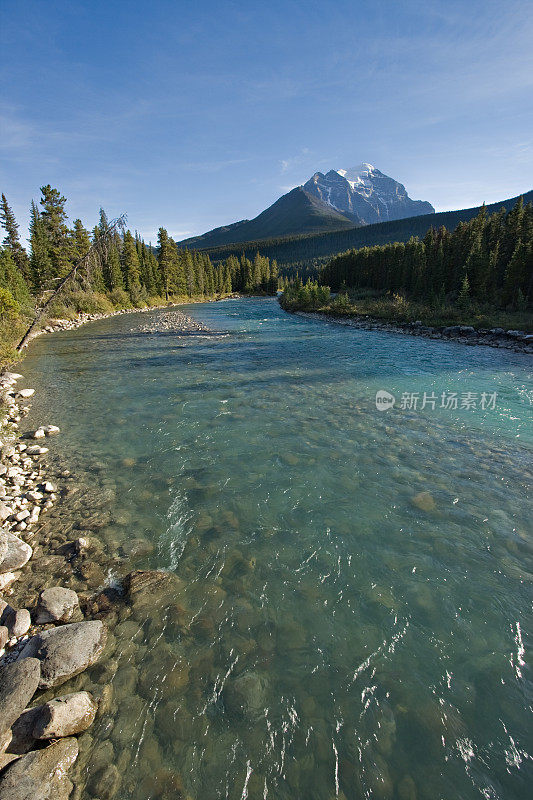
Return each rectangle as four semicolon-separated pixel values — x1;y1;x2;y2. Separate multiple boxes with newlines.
0;737;78;800
35;587;82;624
15;389;35;399
224;670;268;721
411;491;436;512
19;621;107;689
124;569;172;598
0;572;19;591
32;691;97;738
0;533;32;572
0;658;41;738
42;426;60;436
0;503;11;525
124;569;181;613
88;762;122;798
0;625;8;650
4;608;32;638
8;707;41;755
25;446;48;456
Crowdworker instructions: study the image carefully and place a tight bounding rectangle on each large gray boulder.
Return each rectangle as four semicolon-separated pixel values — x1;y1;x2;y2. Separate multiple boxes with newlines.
34;587;82;624
0;658;41;739
7;706;41;755
0;533;32;572
32;691;97;738
19;621;107;689
0;738;78;800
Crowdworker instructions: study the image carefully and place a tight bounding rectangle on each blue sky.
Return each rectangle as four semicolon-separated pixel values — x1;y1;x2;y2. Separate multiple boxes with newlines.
1;0;532;243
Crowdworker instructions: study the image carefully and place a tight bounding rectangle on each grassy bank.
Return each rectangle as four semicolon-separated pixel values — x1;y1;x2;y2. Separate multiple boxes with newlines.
280;286;533;332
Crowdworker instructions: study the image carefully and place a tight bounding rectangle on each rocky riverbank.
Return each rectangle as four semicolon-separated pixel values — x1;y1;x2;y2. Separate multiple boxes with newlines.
20;302;176;348
133;308;213;334
295;311;533;354
21;293;238;348
0;368;186;799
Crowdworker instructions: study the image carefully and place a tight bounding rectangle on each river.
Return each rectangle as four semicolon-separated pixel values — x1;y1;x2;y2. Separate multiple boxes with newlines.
21;297;532;800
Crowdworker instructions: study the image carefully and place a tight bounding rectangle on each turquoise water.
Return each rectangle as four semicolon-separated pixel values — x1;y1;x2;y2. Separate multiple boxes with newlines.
22;298;532;800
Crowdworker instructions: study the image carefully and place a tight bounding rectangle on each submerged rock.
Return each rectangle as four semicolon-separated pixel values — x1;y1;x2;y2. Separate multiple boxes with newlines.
410;491;436;512
19;620;107;688
0;737;78;800
124;569;172;597
88;762;122;798
224;670;268;721
0;658;41;740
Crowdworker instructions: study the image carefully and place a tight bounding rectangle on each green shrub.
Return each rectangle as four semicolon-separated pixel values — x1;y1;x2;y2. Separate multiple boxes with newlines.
108;288;133;309
0;286;20;319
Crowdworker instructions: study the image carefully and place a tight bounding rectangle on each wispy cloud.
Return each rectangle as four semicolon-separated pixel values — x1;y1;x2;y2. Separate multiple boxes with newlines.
280;147;311;174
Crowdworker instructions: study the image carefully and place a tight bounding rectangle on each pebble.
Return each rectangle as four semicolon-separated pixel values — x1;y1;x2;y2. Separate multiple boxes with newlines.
25;446;48;456
41;425;60;436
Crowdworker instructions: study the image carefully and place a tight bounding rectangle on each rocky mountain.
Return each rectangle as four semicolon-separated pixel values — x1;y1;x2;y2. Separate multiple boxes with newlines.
180;163;434;249
304;163;435;224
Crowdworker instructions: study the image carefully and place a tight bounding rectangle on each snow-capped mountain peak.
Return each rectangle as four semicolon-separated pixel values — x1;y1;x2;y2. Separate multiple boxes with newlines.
337;163;375;184
303;163;434;225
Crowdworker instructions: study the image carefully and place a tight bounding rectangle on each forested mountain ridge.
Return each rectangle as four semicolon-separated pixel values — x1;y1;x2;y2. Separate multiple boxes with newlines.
180;164;434;249
198;190;533;276
180;186;354;249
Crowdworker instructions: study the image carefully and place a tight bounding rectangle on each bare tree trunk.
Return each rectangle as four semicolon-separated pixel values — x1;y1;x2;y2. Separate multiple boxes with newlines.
17;215;125;351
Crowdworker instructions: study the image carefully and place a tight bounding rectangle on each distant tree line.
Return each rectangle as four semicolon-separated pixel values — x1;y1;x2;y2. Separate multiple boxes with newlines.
0;186;279;318
194;191;533;276
320;198;533;309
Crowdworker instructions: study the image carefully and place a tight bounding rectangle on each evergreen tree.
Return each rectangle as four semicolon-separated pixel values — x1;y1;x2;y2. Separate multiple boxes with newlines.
157;228;173;299
502;240;528;308
121;230;142;299
0;194;30;278
39;184;71;280
29;200;52;290
71;219;91;261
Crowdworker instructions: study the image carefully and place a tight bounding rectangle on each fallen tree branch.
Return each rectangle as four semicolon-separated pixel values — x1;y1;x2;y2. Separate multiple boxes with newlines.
17;214;126;351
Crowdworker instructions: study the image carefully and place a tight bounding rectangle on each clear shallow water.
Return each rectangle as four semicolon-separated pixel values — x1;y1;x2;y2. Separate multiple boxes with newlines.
22;298;532;800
